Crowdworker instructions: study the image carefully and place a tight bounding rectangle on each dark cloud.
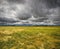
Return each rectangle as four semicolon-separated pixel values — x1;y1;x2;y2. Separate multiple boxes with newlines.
17;13;31;20
0;0;60;25
31;17;48;22
30;0;60;25
45;0;60;8
7;0;25;4
0;17;19;23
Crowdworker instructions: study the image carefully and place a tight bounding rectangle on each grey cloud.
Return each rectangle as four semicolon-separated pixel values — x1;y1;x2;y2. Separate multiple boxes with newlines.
0;16;19;23
17;13;31;20
45;0;60;8
0;0;19;23
54;21;60;25
0;0;60;25
7;0;25;4
29;0;60;25
0;0;32;23
31;17;48;22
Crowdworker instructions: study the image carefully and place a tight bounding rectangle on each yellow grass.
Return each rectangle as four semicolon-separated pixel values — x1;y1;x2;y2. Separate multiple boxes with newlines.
0;26;60;49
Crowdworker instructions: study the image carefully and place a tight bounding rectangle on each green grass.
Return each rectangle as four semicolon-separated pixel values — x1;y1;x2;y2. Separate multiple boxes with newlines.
0;26;60;49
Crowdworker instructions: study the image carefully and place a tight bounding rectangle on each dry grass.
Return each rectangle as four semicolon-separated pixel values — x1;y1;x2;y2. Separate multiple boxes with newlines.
0;26;60;49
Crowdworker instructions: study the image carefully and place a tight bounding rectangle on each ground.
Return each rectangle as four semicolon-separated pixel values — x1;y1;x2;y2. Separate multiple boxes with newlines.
0;26;60;49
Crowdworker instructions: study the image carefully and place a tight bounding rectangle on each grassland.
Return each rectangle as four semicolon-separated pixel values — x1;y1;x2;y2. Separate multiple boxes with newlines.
0;26;60;49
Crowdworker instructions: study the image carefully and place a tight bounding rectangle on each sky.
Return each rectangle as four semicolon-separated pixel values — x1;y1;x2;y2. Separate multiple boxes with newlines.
0;0;60;25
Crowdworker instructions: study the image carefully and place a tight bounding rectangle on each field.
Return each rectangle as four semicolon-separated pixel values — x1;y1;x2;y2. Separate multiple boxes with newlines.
0;26;60;49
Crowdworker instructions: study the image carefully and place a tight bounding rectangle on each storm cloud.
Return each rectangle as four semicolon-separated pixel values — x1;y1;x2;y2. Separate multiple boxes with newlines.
0;0;60;25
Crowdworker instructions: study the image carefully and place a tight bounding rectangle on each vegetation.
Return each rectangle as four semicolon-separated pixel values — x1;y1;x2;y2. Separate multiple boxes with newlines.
0;26;60;49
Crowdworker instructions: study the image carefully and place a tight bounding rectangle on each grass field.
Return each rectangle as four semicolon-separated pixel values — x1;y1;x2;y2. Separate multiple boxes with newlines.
0;26;60;49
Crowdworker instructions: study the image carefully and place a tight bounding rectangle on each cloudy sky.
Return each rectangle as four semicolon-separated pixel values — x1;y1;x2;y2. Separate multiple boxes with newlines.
0;0;60;25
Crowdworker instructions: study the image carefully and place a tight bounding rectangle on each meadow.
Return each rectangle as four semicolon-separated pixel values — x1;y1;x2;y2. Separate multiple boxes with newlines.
0;26;60;49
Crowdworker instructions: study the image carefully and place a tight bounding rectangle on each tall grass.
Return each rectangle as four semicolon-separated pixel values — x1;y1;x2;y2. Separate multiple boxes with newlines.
0;26;60;49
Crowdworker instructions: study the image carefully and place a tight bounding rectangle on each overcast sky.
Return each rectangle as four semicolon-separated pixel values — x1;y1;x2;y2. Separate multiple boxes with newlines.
0;0;60;25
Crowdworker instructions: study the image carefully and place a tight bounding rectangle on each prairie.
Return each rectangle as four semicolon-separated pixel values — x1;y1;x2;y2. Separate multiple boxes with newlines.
0;26;60;49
